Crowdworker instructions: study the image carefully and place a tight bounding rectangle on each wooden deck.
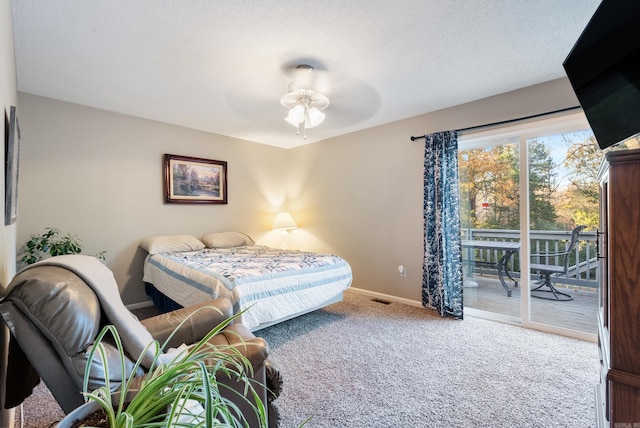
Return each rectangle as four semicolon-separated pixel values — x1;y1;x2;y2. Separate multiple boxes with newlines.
463;274;598;334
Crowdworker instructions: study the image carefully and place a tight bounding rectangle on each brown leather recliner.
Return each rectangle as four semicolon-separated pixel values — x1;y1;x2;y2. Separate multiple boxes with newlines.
0;255;282;427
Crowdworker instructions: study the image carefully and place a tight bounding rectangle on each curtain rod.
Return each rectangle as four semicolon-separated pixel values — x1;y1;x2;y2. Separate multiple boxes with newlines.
409;106;581;142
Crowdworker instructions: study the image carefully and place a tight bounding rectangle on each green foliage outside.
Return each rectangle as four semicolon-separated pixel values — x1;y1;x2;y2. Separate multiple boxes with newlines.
459;133;640;232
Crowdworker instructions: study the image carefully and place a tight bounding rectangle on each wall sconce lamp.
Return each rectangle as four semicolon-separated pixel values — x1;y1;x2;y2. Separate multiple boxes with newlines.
272;212;297;249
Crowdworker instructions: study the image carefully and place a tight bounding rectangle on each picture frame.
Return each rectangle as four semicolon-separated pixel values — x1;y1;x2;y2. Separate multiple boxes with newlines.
5;106;20;225
164;154;227;204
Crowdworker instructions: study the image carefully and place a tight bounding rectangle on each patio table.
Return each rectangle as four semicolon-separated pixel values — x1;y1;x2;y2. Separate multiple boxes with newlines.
462;240;520;297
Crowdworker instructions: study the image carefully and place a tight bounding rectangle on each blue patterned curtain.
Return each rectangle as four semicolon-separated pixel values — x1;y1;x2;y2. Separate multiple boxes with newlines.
422;130;463;318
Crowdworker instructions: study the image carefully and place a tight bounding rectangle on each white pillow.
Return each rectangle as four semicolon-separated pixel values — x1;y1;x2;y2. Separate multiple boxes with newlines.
201;232;254;248
139;235;205;254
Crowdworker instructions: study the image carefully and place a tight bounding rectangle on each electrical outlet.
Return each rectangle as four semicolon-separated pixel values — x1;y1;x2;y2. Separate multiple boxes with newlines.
398;264;407;277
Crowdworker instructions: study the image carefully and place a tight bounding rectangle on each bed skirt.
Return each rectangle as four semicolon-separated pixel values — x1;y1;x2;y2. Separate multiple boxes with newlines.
144;282;183;313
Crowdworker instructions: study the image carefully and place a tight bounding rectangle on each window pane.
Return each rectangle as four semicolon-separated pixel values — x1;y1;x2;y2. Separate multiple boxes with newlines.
528;130;599;334
459;141;520;318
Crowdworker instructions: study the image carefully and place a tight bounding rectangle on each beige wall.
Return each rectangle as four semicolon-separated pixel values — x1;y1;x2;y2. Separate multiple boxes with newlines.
287;78;580;302
17;94;288;303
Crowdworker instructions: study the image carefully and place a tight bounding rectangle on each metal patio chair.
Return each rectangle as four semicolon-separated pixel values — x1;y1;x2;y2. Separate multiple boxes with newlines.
530;225;586;301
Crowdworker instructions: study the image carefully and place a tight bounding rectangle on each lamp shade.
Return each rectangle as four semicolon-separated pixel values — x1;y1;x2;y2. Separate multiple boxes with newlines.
272;212;297;230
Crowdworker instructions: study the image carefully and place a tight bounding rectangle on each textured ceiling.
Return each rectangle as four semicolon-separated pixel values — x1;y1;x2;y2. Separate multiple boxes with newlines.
11;0;601;148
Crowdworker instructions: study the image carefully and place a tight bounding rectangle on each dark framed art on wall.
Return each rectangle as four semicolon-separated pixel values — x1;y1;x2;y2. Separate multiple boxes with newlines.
164;154;227;204
5;106;20;225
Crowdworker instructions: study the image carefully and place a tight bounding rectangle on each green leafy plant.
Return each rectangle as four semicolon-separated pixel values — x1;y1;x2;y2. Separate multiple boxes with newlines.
78;308;269;428
20;227;106;266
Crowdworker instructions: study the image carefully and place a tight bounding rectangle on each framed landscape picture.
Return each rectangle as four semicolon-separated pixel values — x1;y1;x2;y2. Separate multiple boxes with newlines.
5;106;20;225
164;154;227;204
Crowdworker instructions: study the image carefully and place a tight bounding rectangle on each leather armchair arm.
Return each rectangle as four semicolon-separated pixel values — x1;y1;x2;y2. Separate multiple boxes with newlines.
140;298;234;350
207;323;269;368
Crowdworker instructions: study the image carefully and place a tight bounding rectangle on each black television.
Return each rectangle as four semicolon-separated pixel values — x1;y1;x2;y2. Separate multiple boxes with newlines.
563;0;640;150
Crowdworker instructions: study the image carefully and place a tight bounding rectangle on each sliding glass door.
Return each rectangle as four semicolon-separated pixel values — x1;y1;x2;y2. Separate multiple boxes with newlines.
526;131;599;334
458;111;600;340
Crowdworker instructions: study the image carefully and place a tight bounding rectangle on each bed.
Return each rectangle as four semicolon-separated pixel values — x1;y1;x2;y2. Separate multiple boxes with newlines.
139;232;353;331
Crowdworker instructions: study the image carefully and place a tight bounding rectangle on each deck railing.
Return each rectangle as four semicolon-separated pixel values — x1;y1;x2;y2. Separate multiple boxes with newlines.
461;228;598;289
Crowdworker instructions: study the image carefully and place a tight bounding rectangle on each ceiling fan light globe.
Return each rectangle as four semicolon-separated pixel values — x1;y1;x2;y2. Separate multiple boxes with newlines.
305;108;325;128
285;115;300;127
285;105;305;127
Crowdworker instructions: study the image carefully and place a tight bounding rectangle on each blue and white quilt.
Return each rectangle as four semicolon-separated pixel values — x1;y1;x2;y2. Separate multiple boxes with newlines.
143;245;353;329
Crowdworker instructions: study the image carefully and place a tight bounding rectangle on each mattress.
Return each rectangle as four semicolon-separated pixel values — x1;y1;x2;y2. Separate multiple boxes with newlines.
143;245;353;329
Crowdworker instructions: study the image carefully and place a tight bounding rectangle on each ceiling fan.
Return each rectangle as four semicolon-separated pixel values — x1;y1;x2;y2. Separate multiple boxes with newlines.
225;57;381;135
280;64;331;138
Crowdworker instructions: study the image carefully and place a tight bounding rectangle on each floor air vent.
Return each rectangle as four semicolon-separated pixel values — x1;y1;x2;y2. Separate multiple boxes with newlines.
371;298;391;305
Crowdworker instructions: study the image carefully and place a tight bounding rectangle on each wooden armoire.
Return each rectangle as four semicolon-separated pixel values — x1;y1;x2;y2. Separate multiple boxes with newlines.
596;147;640;426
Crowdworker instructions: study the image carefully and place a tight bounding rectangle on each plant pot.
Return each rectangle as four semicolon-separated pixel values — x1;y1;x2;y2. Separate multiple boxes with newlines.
56;390;140;428
55;401;104;428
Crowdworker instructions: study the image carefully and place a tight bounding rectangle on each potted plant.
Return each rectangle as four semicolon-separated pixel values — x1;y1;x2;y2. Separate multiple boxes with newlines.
20;227;106;266
57;309;270;428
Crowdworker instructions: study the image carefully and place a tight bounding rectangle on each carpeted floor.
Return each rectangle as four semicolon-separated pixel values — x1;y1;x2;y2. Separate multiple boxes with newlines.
16;291;599;428
255;292;599;428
